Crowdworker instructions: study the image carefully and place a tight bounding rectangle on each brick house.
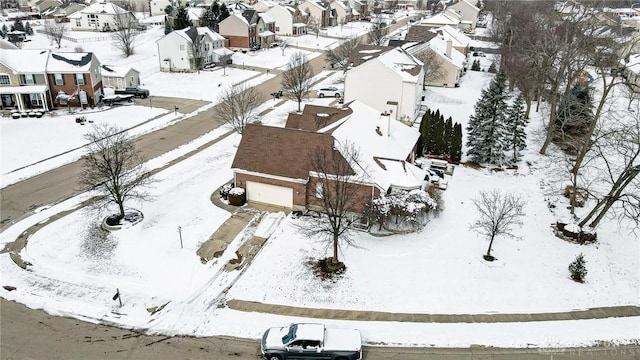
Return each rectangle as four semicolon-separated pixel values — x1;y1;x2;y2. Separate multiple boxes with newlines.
231;101;423;212
219;11;259;50
47;52;103;107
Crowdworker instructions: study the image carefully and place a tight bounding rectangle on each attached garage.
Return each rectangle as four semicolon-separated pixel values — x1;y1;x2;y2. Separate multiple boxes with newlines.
246;181;294;208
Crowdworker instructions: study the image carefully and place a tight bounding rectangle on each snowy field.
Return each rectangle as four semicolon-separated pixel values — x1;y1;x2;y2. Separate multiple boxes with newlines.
1;21;639;349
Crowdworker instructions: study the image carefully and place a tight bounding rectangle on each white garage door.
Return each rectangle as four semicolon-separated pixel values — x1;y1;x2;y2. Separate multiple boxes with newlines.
246;181;294;208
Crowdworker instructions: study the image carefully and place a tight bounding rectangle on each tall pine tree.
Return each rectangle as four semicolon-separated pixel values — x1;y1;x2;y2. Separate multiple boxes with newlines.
164;16;173;34
174;6;192;31
504;94;528;163
450;123;463;163
432;115;445;155
418;111;430;156
443;117;453;156
466;71;509;166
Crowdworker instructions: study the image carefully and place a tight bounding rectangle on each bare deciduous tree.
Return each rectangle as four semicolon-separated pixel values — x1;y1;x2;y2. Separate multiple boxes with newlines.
43;20;67;49
79;124;153;220
413;48;445;85
299;141;368;270
282;51;314;112
277;36;290;56
470;190;525;260
214;83;264;133
579;113;640;229
325;37;359;73
112;12;140;57
367;24;387;46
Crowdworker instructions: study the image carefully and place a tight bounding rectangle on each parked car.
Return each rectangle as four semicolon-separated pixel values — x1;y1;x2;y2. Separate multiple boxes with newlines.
317;86;343;98
261;323;362;360
114;86;150;99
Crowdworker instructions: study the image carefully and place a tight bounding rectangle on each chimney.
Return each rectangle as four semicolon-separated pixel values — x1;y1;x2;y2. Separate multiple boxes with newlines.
379;112;391;137
446;39;452;58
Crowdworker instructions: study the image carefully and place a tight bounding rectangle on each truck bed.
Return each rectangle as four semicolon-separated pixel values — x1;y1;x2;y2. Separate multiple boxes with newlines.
323;328;362;351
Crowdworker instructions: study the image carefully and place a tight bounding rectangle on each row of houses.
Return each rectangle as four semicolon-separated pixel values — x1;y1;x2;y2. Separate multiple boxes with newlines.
0;49;140;111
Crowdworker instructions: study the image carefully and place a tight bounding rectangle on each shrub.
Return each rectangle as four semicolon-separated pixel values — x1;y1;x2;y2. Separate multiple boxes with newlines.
471;59;481;71
227;187;246;206
219;183;233;200
569;253;587;282
488;62;497;73
74;46;84;53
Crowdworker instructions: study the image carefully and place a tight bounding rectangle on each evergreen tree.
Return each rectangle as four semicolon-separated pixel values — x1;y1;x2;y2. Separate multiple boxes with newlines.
174;6;192;30
488;62;497;73
199;6;215;28
466;71;509;166
24;22;33;35
555;83;593;142
504;94;528;163
418;111;430;156
569;253;587;283
450;123;463;163
443;116;453;156
12;19;24;32
164;16;173;34
164;5;173;14
432;115;445;155
218;3;230;23
1;24;7;39
471;59;480;71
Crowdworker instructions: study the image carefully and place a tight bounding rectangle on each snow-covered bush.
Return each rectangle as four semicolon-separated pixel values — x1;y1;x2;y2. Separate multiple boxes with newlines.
569;253;587;283
228;187;246;206
367;189;437;231
219;183;233;200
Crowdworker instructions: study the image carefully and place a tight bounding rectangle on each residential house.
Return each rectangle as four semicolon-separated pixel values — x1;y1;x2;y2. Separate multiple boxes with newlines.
348;44;393;67
150;0;172;16
418;9;461;29
219;11;259;49
405;35;465;87
41;2;86;22
431;24;471;55
156;26;231;72
0;49;52;111
33;0;61;14
405;25;438;42
47;51;103;107
330;0;352;25
252;0;277;13
265;4;308;37
299;0;334;28
446;0;479;30
344;47;425;123
100;65;140;89
67;1;136;32
230;100;423;212
620;54;640;89
348;0;367;20
257;12;276;47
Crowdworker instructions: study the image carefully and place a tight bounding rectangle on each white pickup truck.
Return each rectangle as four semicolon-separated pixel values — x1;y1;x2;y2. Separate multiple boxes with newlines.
261;323;362;360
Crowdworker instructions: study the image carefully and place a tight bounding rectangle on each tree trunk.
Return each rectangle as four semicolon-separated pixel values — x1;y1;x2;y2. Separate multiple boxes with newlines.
118;201;126;219
581;166;639;228
486;233;495;257
332;233;339;263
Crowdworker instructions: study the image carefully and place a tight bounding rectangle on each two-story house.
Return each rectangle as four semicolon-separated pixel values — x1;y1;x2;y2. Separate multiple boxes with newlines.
264;4;308;37
446;0;479;31
345;47;425;123
219;10;259;50
299;0;334;28
47;52;103;107
330;0;352;25
156;26;231;72
257;12;276;48
67;0;136;32
0;49;52;111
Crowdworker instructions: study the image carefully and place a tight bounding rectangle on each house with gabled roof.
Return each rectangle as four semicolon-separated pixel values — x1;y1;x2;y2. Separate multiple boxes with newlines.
330;0;352;24
100;65;140;89
265;4;308;36
418;9;461;29
431;24;471;55
47;51;103;107
0;49;52;111
405;35;465;87
257;12;276;47
344;47;424;123
446;0;479;30
156;26;231;72
67;0;136;32
219;11;259;49
299;0;334;28
230;100;423;211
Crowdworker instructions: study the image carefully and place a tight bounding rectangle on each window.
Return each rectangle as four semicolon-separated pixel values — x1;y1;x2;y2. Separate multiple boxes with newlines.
75;73;85;85
315;182;323;198
0;74;10;85
276;26;280;32
54;73;64;85
75;19;81;26
29;93;43;106
20;74;35;85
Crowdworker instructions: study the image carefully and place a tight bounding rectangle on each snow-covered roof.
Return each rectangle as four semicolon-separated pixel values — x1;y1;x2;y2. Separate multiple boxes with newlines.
101;64;138;77
258;12;275;23
187;7;204;19
428;35;465;68
46;52;95;72
329;101;421;191
374;47;423;83
0;49;50;73
259;30;275;37
170;26;226;44
621;53;640;75
421;11;460;26
434;24;471;48
71;1;128;15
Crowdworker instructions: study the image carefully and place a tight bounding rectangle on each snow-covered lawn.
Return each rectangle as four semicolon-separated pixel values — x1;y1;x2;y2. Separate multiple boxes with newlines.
1;21;639;349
